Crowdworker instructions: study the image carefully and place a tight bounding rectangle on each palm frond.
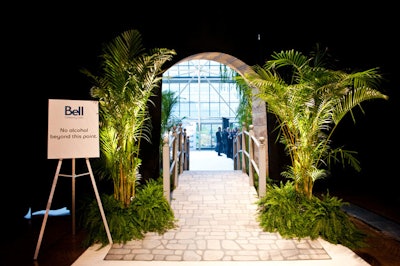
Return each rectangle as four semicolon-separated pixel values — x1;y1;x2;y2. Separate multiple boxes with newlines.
82;29;176;206
332;86;388;124
241;47;388;198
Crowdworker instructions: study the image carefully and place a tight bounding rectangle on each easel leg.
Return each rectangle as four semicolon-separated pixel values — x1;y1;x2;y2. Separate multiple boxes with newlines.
33;159;63;260
85;158;113;245
33;158;112;261
71;158;76;235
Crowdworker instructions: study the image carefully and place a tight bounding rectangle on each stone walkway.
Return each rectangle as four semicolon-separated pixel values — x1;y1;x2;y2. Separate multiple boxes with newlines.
104;170;331;262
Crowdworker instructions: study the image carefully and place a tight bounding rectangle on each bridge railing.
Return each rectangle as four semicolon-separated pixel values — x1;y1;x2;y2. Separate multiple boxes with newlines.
162;123;266;202
162;124;189;203
233;124;267;197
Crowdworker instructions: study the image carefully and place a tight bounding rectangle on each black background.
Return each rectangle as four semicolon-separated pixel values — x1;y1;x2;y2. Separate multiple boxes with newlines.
4;2;399;232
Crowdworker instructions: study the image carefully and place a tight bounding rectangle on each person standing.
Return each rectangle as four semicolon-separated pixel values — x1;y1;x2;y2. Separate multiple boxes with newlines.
216;126;222;156
222;127;229;155
227;127;233;159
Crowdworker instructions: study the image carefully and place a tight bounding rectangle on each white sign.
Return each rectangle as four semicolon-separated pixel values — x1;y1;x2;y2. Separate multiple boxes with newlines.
47;99;100;159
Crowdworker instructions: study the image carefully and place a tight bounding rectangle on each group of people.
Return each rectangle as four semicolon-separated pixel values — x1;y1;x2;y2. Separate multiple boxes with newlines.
215;126;238;159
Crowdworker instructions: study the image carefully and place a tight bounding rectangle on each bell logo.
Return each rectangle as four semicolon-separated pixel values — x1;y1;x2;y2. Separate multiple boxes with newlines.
65;106;84;116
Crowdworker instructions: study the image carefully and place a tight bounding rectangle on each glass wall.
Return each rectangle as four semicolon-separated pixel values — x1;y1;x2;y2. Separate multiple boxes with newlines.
162;60;240;150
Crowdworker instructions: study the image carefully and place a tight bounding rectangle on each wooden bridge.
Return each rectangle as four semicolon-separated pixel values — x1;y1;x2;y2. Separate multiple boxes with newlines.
162;124;267;203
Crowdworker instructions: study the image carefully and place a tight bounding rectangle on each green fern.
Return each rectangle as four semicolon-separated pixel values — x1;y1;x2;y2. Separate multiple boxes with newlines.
80;177;177;248
257;182;366;249
132;178;177;233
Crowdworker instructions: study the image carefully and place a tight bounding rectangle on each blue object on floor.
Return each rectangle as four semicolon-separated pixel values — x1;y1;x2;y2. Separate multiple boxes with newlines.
24;207;71;219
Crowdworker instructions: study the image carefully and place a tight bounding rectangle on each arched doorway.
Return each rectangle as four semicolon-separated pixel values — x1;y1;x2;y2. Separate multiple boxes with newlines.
141;52;269;181
172;52;267;142
163;52;269;171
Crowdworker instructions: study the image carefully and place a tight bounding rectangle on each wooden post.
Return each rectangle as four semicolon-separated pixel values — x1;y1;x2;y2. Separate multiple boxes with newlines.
162;135;170;203
241;123;247;173
183;129;188;170
249;125;254;187
178;125;184;174
258;137;266;197
173;128;179;187
233;135;238;169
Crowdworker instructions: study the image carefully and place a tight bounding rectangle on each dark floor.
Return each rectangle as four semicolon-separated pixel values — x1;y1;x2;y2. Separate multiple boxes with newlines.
1;215;88;266
1;183;399;266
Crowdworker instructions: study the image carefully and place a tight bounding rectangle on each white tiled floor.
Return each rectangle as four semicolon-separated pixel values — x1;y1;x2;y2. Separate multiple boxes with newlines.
72;150;370;266
189;150;234;171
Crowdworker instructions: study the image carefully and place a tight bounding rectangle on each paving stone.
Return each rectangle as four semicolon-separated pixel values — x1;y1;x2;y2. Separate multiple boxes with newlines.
105;170;331;262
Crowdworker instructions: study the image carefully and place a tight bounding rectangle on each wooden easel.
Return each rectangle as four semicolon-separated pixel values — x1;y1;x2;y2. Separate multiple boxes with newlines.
33;158;112;260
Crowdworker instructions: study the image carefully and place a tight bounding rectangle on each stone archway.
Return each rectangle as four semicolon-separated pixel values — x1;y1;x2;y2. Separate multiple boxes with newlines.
171;52;269;176
141;52;270;182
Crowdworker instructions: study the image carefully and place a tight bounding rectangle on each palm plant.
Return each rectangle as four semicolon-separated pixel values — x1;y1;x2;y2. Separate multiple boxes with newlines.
235;73;253;127
239;48;388;199
161;90;185;135
81;29;176;207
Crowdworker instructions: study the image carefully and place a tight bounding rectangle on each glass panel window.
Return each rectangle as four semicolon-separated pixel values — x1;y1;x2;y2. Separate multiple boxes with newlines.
162;60;240;150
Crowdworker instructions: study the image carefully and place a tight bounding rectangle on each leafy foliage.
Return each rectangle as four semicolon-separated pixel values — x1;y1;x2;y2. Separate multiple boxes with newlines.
235;73;253;127
80;177;177;248
131;178;176;233
81;29;176;206
161;90;185;135
238;47;388;198
257;182;366;249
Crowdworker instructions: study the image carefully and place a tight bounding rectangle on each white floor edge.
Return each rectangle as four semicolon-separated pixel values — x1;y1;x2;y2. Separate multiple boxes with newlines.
71;238;370;266
72;150;370;266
